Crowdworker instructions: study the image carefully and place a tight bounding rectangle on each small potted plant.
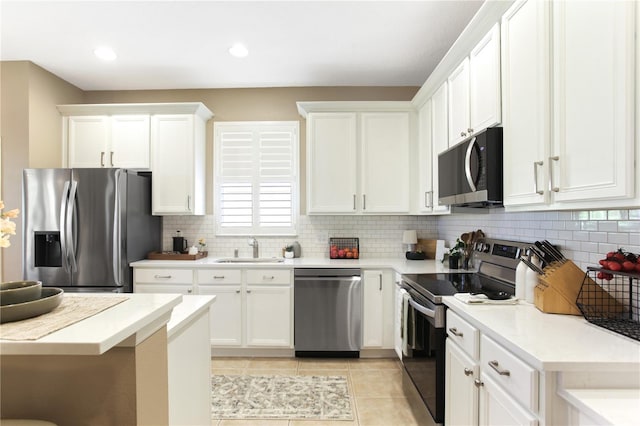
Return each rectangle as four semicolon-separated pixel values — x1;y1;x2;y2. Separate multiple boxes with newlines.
284;245;295;259
447;238;465;270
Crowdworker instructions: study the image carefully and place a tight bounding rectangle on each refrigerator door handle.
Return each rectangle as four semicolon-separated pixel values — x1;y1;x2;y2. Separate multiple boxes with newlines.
67;180;79;273
60;181;71;272
113;170;122;286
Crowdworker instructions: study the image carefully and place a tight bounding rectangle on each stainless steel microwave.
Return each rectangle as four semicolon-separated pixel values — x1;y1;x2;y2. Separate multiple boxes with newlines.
438;127;503;207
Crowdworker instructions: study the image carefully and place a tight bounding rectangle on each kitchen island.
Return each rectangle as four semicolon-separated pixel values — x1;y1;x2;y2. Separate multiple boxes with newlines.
0;293;215;426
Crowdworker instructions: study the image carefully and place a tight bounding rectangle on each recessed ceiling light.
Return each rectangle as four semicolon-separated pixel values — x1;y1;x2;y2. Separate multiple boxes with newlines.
228;43;249;58
94;46;117;61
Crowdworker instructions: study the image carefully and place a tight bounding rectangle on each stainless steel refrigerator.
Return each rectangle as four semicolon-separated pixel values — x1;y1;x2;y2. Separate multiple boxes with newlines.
22;168;161;293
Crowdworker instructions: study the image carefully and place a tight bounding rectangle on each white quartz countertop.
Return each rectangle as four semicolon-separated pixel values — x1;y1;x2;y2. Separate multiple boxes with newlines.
131;257;467;275
558;388;640;426
0;293;182;356
443;296;640;372
167;294;216;339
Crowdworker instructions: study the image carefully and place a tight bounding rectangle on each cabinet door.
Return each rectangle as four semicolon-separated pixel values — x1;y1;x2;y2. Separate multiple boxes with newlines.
550;0;635;202
431;83;451;213
67;116;109;168
246;285;291;347
469;23;501;133
360;112;410;213
501;0;551;206
306;113;358;214
362;270;384;348
151;114;196;215
110;115;150;169
417;101;434;213
448;58;471;146
479;373;538;426
133;283;194;294
445;340;479;426
199;285;242;346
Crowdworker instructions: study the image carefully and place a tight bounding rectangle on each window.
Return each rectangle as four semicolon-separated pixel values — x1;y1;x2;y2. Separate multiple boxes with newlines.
214;121;299;236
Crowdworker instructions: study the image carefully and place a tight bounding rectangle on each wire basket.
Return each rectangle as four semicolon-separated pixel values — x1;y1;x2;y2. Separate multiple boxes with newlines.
329;237;359;259
576;267;639;341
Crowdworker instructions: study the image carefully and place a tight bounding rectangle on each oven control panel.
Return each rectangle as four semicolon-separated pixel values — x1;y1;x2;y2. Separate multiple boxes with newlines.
472;238;531;271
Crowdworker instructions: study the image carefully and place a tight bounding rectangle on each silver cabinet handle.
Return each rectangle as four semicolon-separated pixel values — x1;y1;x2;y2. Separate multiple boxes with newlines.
467;128;474;134
425;191;433;208
464;368;473;376
263;275;275;280
549;156;560;192
379;274;382;291
213;275;225;279
187;195;191;211
246;290;252;294
533;161;544;195
448;327;463;337
353;194;356;210
187;289;192;294
100;152;105;167
235;289;241;294
460;131;467;137
489;360;511;376
362;194;366;210
110;151;114;167
474;378;484;387
154;275;172;279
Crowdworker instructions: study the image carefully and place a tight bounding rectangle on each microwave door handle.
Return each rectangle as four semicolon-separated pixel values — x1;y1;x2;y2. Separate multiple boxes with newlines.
464;137;477;192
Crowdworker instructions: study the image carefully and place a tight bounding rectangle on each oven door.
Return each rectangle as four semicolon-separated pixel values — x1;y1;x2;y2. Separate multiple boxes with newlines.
402;290;445;424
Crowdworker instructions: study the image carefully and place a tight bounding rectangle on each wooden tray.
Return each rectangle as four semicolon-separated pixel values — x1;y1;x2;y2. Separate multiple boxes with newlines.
147;251;208;260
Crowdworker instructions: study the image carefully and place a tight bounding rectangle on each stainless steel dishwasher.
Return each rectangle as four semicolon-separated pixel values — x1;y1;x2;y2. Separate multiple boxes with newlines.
294;268;362;357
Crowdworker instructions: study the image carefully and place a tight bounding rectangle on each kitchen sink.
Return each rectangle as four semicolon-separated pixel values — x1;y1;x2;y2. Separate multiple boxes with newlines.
214;257;285;264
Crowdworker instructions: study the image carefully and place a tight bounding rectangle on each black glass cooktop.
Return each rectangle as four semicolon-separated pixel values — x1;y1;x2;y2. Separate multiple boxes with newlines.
402;272;515;304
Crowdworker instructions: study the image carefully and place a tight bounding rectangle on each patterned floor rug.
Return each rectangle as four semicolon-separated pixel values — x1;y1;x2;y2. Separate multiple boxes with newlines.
211;374;354;420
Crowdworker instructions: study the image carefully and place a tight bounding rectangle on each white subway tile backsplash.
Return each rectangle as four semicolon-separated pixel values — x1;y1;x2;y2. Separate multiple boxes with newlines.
162;208;639;270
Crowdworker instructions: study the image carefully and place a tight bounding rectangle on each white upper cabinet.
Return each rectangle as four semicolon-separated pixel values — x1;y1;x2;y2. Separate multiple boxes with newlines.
550;0;635;203
448;58;471;146
360;112;410;213
300;102;412;215
469;24;502;134
306;112;358;213
448;24;502;147
151;106;212;216
61;107;151;169
415;84;450;214
502;0;636;209
501;0;551;207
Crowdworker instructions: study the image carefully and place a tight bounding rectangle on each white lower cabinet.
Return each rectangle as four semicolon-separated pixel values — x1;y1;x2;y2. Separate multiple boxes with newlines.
445;310;539;426
246;285;291;347
134;266;293;349
362;269;395;349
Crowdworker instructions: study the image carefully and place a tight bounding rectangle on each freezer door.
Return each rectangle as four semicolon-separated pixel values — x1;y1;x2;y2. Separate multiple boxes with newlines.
69;168;124;288
23;168;73;286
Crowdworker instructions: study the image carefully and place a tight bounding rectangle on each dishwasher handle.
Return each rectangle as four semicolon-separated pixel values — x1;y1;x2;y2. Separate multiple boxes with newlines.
295;276;361;282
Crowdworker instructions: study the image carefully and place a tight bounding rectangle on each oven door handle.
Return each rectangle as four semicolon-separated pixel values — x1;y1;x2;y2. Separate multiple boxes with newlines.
409;298;436;319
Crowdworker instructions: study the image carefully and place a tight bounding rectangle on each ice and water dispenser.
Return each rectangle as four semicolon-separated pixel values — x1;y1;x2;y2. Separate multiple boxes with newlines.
33;231;62;267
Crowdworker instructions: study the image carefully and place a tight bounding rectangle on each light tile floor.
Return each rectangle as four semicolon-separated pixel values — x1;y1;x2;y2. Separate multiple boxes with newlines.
211;357;436;426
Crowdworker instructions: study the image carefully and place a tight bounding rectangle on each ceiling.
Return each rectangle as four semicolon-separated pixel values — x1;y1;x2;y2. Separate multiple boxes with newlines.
0;0;483;91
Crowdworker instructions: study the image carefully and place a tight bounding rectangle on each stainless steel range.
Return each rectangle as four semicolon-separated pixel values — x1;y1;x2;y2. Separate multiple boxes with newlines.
398;238;530;425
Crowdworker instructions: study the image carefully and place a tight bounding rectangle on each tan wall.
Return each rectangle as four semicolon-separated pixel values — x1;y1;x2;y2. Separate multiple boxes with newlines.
85;86;419;213
0;61;83;280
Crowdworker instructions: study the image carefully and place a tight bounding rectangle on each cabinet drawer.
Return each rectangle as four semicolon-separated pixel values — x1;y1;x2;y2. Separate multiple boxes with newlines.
246;269;291;285
135;268;193;284
197;269;242;285
447;310;479;359
481;335;538;412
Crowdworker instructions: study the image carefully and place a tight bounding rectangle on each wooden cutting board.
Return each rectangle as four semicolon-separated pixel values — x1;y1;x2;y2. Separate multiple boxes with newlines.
147;251;208;260
416;239;437;259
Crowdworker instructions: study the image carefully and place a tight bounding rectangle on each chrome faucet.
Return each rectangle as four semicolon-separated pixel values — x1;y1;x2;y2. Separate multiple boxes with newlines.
248;237;259;258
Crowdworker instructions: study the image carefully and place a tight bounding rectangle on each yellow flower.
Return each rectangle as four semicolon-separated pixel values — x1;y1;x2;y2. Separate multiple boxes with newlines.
0;200;19;248
2;208;19;218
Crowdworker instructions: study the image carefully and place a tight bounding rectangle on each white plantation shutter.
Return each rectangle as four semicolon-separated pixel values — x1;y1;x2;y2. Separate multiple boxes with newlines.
215;122;298;235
